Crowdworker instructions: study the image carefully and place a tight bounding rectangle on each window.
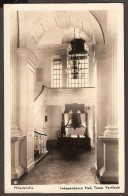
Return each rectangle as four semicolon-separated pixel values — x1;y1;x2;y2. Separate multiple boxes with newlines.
67;54;89;87
52;58;62;88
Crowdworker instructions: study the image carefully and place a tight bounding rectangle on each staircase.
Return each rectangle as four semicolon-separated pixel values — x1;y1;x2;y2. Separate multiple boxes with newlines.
34;86;48;163
34;85;46;116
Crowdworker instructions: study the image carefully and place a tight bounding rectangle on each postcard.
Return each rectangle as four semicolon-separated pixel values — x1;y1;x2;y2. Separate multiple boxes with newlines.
4;3;124;193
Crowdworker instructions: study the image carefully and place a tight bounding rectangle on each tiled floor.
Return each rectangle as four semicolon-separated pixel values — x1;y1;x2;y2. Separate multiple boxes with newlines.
18;141;100;185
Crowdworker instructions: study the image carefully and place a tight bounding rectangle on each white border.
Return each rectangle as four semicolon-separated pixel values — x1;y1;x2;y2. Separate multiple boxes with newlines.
4;3;124;193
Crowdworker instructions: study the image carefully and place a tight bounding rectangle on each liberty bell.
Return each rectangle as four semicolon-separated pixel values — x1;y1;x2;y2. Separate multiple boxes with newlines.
66;110;84;129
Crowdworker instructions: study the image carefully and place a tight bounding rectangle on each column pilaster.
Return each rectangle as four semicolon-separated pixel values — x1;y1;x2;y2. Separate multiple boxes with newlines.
99;43;118;183
98;11;119;183
10;12;25;179
11;12;20;137
104;43;118;138
93;44;108;171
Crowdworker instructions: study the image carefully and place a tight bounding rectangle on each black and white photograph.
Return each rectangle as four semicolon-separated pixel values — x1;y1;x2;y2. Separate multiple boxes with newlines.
4;3;124;193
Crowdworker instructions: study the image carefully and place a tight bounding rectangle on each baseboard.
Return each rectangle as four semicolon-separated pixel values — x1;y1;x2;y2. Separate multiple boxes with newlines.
47;139;57;141
11;165;24;180
35;152;49;164
99;167;119;183
27;161;35;173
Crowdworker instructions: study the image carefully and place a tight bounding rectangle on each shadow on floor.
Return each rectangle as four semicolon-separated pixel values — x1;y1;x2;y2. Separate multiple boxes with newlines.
12;140;100;185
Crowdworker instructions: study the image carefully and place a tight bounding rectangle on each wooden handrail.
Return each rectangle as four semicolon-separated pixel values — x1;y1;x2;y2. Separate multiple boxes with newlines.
34;85;95;101
46;87;95;89
34;85;47;101
34;130;47;136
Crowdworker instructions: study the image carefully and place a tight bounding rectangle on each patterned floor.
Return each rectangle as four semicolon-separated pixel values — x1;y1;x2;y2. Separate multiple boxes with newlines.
18;141;100;185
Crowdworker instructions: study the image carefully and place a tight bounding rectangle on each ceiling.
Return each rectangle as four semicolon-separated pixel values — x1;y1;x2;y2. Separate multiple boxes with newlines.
18;10;107;50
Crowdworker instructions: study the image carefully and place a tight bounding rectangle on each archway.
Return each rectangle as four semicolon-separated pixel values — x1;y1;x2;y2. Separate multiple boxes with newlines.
25;11;106;49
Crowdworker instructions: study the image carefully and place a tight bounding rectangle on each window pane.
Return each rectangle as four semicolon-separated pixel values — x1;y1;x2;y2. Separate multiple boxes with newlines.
52;59;62;88
67;54;89;87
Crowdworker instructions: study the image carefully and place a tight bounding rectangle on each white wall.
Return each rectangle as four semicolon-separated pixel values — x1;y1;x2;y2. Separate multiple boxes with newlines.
44;106;50;139
48;105;62;140
88;106;95;140
34;104;44;133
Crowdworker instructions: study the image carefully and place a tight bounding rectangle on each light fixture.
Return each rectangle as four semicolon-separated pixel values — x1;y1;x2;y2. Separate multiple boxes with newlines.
66;28;88;79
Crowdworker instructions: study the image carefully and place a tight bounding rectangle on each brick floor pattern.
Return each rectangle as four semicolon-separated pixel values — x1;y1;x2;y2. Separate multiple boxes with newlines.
18;144;100;185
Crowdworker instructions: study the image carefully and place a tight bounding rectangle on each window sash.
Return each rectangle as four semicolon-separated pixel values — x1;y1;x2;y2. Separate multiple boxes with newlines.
52;59;62;88
67;54;89;87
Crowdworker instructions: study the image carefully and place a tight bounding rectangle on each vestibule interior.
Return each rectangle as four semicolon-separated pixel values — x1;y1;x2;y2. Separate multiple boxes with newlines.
35;104;95;142
10;9;119;184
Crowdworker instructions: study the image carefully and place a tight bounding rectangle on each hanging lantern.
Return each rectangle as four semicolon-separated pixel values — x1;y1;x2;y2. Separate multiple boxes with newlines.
66;28;88;79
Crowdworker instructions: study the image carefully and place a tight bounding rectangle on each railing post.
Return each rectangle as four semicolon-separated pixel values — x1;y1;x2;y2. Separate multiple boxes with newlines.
34;131;48;156
41;135;43;153
44;135;48;153
39;135;41;154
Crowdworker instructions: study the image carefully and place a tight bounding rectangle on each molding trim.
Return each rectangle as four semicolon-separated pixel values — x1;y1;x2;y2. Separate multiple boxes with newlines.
104;125;118;138
37;44;70;50
44;99;95;106
93;44;108;56
27;161;35;173
99;167;118;183
11;135;25;142
17;48;39;69
98;136;118;143
11;165;24;180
